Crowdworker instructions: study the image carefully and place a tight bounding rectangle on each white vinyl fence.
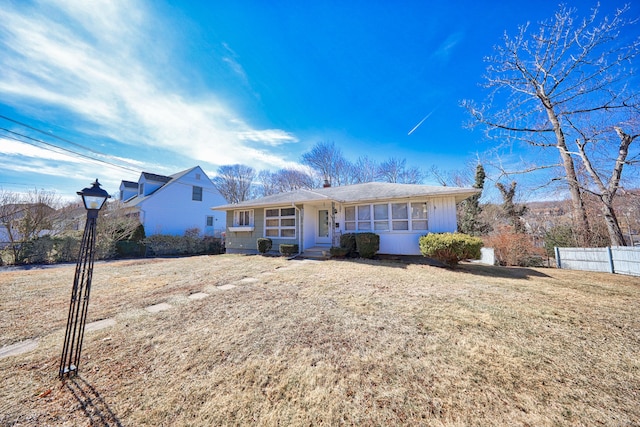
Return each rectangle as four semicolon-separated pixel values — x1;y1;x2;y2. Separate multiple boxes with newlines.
555;247;640;276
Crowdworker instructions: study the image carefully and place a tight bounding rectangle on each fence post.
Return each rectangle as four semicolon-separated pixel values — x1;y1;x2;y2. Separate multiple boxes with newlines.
554;247;561;269
607;247;615;274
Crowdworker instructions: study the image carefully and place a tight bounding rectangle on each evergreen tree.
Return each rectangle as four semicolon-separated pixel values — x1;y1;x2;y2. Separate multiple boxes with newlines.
458;164;489;236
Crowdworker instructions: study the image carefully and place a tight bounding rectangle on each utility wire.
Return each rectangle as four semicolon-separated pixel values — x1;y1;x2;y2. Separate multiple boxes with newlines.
0;114;144;171
0;127;140;173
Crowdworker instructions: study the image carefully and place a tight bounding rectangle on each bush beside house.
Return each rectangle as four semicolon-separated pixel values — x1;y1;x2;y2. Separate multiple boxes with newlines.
330;232;379;259
257;238;273;254
355;232;380;259
419;232;483;266
279;244;299;256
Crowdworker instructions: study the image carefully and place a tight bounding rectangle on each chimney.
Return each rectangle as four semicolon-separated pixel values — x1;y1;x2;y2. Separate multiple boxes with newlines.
323;179;331;188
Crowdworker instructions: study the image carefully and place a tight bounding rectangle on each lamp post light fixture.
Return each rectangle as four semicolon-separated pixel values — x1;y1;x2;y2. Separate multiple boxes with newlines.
59;179;110;379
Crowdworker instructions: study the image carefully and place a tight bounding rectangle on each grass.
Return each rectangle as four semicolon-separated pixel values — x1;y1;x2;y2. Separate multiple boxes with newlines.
1;254;639;426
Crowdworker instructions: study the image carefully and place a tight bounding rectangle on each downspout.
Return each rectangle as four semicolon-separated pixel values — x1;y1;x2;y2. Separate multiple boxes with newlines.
290;203;302;259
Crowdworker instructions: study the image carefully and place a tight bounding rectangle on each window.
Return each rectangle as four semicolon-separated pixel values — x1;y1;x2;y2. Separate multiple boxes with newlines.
139;183;144;195
345;206;356;231
206;216;214;227
357;205;371;230
373;203;389;231
265;207;296;238
192;186;203;201
234;210;253;226
391;203;408;230
411;203;428;230
195;173;201;180
343;202;428;232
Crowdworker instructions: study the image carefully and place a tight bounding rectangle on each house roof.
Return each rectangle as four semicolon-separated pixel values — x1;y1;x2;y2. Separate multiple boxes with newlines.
213;182;480;210
121;180;138;189
124;166;206;207
141;172;172;183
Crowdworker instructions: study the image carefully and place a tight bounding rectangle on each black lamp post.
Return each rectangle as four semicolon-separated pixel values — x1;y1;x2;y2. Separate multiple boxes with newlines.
59;179;110;379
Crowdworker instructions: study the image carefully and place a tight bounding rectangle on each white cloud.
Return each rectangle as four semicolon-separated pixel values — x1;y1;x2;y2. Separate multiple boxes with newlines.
0;0;298;179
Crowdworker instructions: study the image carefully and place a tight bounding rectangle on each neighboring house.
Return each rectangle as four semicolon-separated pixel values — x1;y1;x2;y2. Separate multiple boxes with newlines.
213;182;479;256
120;166;227;237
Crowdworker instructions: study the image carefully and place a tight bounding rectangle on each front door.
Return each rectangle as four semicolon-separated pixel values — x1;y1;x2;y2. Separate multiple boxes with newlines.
317;209;331;244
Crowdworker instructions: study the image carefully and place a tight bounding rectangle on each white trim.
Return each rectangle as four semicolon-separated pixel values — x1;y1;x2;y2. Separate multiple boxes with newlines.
229;226;255;232
264;206;297;239
233;209;254;227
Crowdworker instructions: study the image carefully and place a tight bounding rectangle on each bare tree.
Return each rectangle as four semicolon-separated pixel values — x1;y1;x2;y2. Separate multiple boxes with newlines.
378;157;424;184
463;4;640;246
352;156;379;183
0;188;59;264
255;168;315;197
301;141;353;186
212;164;256;203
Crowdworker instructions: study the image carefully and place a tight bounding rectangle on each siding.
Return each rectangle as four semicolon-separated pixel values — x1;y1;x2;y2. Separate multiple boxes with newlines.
225;208;298;254
140;167;226;237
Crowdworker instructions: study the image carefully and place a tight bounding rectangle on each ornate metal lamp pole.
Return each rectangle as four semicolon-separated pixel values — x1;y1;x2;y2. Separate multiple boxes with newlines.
59;179;110;379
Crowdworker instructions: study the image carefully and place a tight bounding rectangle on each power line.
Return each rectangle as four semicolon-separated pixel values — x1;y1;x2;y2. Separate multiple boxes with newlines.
0;114;143;171
0;127;140;173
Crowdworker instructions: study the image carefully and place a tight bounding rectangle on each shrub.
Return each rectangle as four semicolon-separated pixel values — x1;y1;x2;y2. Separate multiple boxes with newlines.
483;228;545;266
419;232;483;267
355;232;380;259
329;246;350;258
257;238;273;254
130;223;146;242
144;234;224;257
21;235;55;264
53;235;81;263
279;244;299;256
340;233;357;255
184;227;201;239
116;240;146;258
203;237;225;255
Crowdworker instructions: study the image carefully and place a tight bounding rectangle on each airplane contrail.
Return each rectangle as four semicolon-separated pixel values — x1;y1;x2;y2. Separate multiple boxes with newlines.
407;109;436;136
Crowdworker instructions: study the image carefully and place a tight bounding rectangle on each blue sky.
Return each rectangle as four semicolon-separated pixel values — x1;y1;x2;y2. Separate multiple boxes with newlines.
0;0;636;202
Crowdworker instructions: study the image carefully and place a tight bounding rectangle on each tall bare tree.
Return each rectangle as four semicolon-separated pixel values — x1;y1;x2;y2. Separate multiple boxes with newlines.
301;141;353;186
0;188;59;264
463;4;640;246
255;168;315;197
378;157;424;184
352;156;379;183
212;164;256;203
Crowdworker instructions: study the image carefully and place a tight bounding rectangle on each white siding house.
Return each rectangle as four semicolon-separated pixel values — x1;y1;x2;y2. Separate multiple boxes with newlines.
120;166;226;237
213;182;479;256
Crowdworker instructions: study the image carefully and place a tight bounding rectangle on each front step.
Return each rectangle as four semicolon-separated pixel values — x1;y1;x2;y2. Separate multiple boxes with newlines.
302;247;331;260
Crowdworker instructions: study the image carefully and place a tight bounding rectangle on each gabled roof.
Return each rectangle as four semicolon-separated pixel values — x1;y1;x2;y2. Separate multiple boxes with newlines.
124;166;206;207
213;182;479;210
141;172;172;183
121;180;138;189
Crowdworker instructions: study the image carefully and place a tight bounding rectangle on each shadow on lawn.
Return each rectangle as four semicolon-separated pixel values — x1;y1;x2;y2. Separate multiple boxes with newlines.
65;376;123;427
455;262;552;279
340;255;552;279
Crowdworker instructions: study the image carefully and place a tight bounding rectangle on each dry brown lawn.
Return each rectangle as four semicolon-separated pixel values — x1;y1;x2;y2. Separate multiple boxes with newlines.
0;254;639;426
